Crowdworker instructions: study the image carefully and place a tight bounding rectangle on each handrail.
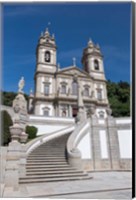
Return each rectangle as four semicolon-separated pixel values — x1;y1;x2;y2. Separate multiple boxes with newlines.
24;125;75;155
67;119;90;158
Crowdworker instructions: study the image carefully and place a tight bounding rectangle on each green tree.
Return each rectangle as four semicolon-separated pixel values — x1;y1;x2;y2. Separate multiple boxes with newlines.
25;125;38;140
1;110;13;146
1;91;28;107
107;80;130;117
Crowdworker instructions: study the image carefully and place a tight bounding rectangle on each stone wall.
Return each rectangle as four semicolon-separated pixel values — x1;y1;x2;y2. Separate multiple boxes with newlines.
76;117;132;171
1;147;8;183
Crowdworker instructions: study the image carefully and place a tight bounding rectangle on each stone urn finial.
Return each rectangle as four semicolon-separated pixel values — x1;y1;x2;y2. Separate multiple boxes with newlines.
10;121;23;142
20;132;28;144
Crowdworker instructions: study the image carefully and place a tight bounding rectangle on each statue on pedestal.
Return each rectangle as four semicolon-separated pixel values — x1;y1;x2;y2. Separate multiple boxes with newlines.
18;77;25;93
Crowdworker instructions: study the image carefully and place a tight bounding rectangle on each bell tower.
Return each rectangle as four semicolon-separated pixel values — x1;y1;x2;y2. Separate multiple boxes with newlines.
33;28;57;115
36;28;57;73
81;39;106;81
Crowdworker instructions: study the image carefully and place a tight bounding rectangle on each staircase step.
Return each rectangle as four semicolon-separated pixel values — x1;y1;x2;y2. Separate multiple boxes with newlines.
26;170;83;175
19;176;91;184
35;148;65;150
20;173;88;180
30;153;65;156
26;167;77;172
26;161;67;165
26;164;70;169
27;159;66;162
27;157;65;160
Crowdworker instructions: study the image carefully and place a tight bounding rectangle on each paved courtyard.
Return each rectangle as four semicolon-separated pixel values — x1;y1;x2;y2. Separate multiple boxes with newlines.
2;171;132;199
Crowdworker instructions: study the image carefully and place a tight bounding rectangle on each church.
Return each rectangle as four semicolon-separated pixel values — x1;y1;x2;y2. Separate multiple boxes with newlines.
2;28;131;190
28;28;110;119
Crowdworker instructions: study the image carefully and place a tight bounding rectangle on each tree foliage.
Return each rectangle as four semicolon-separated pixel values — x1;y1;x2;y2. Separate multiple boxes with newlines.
1;91;28;107
1;110;13;146
25;125;38;139
107;80;130;117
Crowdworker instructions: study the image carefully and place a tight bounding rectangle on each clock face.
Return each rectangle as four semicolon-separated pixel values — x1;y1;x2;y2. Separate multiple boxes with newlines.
45;51;50;62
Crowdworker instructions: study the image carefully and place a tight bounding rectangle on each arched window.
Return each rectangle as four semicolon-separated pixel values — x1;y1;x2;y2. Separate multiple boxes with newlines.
84;86;89;96
43;107;50;116
45;51;51;62
61;85;66;94
97;89;102;100
60;82;67;94
44;84;50;96
94;59;99;70
72;81;78;95
99;111;104;118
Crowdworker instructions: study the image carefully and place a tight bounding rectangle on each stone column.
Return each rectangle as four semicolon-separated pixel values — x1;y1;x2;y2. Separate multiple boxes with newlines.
107;117;120;170
36;75;42;96
76;83;86;123
5;122;23;189
69;105;72;117
90;116;100;170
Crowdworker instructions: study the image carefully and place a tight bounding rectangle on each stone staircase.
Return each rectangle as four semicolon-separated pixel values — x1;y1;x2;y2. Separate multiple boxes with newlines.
19;133;90;184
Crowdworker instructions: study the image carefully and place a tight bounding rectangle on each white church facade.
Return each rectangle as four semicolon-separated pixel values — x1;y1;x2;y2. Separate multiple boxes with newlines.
28;28;110;119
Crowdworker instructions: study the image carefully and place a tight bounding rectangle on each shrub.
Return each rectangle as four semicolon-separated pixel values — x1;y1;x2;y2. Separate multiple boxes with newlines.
1;110;13;146
25;125;38;139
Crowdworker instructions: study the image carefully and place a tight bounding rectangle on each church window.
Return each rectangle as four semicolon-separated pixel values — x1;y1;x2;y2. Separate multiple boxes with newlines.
61;84;66;94
97;89;102;100
99;111;104;118
45;51;51;63
43;107;50;116
84;86;89;96
44;84;49;95
72;81;78;95
94;59;99;70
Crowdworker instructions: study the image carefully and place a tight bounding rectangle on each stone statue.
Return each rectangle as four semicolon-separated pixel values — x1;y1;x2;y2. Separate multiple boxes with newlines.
18;77;25;93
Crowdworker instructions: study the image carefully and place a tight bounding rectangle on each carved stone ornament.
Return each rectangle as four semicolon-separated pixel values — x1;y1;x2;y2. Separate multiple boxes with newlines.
13;104;20;113
106;107;112;116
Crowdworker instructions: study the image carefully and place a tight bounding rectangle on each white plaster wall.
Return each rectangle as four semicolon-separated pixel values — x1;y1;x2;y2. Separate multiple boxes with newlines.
29;115;75;123
116;118;131;124
99;130;108;159
77;132;91;159
29;124;66;135
98;119;105;124
41;77;44;93
118;130;132;158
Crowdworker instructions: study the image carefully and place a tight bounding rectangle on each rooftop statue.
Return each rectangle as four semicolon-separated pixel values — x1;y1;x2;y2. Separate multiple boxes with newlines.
18;77;25;93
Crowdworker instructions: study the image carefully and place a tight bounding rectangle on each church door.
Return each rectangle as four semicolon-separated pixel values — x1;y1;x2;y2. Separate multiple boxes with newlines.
72;107;78;117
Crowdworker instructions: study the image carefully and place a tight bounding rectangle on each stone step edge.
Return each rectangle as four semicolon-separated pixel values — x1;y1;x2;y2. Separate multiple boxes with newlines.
19;176;91;184
26;170;84;175
20;173;88;179
26;167;78;172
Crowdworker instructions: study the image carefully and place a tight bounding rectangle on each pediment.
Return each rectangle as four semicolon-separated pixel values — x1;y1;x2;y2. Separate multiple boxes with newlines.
57;66;90;78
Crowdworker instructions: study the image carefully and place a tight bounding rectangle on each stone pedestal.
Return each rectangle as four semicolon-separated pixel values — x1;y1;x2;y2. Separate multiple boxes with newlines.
107;117;120;170
12;92;29;131
20;132;28;144
68;148;83;170
5;141;22;189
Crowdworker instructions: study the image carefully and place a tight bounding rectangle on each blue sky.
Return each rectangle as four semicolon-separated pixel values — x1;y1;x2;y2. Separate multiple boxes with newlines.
2;2;131;94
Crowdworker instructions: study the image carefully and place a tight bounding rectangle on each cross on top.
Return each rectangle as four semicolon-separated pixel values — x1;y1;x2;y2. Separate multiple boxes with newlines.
73;57;76;66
